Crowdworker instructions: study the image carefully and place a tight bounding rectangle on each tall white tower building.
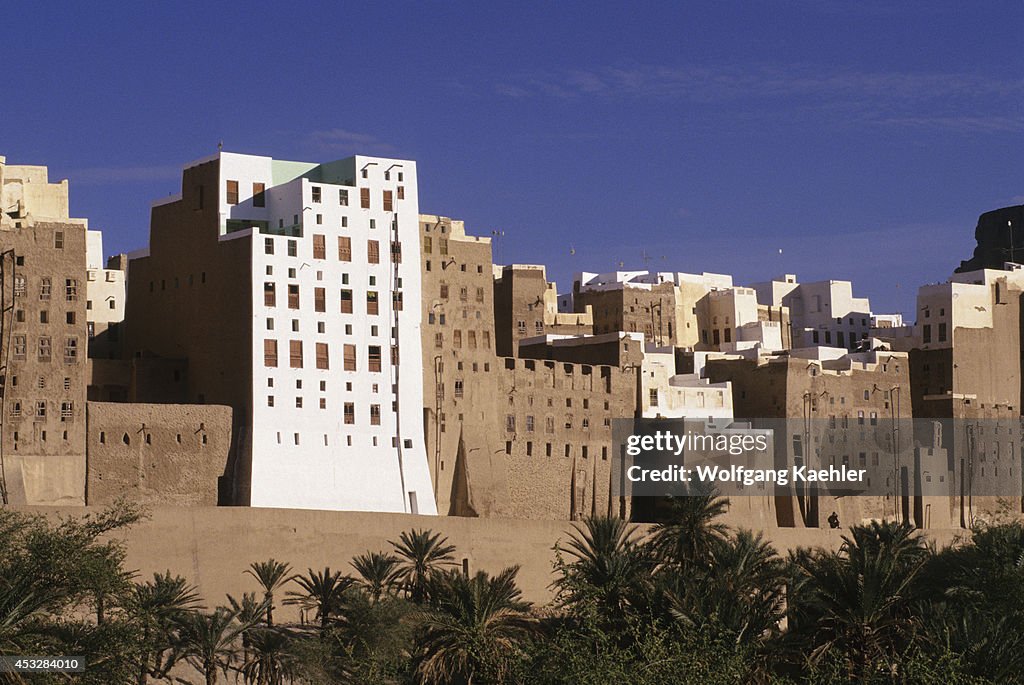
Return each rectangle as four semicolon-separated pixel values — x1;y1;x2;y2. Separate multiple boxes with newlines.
126;151;436;514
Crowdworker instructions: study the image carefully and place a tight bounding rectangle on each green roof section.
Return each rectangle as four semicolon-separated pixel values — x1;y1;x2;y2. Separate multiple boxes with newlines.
270;159;318;186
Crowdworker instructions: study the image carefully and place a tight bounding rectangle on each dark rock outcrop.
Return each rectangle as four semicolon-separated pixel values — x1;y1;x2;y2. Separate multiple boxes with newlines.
957;205;1024;273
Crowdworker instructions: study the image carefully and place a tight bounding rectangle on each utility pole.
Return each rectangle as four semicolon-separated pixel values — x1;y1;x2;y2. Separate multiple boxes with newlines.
0;249;15;506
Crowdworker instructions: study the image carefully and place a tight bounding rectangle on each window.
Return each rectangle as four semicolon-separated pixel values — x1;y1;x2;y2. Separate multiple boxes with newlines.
288;284;300;309
367;291;379;315
264;282;276;307
382;190;393;212
367;240;380;264
60;402;73;420
368;346;382;372
649;389;659;406
440;283;449;299
311;186;322;203
397;186;405;199
434;332;443;348
13;276;25;297
313;234;326;259
344;402;355;424
38;336;51;361
923;324;931;344
264;238;274;255
453;330;462;348
314;287;326;312
360;187;370;209
476;287;485;302
289;340;303;368
370;404;381;425
506;415;516;432
253;182;266;207
226;180;239;205
339;189;349;206
39;310;48;324
39;278;51;300
287;240;297;257
264;339;278;367
13;336;26;360
316;342;329;370
344;344;357;371
338;236;352;261
65;279;78;301
454;379;464;398
938;322;947;343
390;241;402;263
391;345;399;364
54;231;64;249
64;337;78;362
340;289;353;313
36;401;47;419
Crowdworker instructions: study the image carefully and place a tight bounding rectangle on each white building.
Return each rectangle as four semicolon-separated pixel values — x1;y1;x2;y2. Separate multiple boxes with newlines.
750;274;881;350
640;344;734;420
85;230;125;357
128;151;437;514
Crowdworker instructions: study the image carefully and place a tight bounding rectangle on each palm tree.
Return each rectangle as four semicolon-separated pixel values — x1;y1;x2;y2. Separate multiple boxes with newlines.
662;529;786;646
284;568;356;633
176;606;254;685
650;485;729;570
245;559;295;627
390;529;457;603
226;592;269;674
351;551;402;604
239;627;300;685
553;516;649;621
414;566;538;685
131;571;202;685
784;522;930;679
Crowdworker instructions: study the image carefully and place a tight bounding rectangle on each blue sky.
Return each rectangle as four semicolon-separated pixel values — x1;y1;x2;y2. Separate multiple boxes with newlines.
3;1;1022;316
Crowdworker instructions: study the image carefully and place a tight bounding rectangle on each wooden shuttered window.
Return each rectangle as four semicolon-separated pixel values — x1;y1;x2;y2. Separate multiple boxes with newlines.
315;342;329;370
264;339;277;367
367;240;380;264
340;289;353;314
366;291;379;315
264;282;276;307
360;187;370;209
314;287;326;312
226;180;239;205
338;236;351;261
287;284;299;309
313;234;326;259
343;344;356;371
252;182;266;207
289;340;302;368
390;241;401;263
368;346;382;372
382;190;393;212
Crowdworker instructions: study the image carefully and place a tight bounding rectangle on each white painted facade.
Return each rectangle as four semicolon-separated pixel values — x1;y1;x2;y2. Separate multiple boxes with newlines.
85;230;125;329
213;151;436;514
750;275;878;350
640;344;734;420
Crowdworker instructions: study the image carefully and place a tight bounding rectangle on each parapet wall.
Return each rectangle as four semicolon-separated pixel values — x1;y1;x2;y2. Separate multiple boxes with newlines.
11;506;968;608
85;402;233;506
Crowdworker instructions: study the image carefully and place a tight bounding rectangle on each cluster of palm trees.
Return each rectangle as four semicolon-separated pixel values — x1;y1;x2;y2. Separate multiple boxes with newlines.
4;494;1024;683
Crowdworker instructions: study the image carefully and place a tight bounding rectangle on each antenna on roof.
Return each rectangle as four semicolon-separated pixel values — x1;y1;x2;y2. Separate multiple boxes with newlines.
217;141;223;151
